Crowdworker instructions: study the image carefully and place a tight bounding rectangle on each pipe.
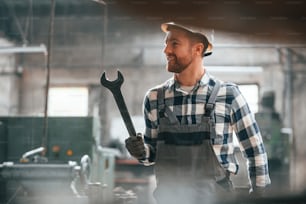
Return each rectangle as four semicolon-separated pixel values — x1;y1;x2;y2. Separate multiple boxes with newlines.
21;147;45;160
283;48;293;130
206;66;263;73
0;44;47;55
42;0;56;151
214;44;306;49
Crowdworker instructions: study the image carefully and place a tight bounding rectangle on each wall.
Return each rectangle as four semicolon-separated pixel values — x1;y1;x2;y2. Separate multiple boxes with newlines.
0;38;20;116
291;61;306;193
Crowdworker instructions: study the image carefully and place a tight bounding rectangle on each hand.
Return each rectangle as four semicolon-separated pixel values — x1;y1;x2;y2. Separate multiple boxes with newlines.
125;134;146;160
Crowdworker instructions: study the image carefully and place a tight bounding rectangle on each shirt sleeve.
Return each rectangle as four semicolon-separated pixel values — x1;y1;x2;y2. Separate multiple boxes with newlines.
138;89;159;166
229;85;271;188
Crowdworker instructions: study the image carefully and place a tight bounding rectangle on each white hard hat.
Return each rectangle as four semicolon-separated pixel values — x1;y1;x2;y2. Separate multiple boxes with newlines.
161;22;213;57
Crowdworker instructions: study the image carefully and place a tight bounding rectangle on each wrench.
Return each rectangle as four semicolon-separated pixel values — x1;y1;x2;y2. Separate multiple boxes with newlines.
100;70;137;137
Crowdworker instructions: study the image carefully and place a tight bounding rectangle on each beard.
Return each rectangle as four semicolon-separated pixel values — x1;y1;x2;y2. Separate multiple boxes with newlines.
166;54;193;74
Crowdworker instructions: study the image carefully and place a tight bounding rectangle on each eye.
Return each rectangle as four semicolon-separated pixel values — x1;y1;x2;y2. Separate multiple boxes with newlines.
164;40;179;49
171;41;179;47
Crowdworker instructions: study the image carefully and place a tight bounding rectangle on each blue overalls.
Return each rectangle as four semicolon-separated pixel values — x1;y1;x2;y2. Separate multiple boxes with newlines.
153;80;233;204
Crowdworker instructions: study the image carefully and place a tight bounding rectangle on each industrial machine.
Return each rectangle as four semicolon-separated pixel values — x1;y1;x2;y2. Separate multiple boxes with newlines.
0;116;119;204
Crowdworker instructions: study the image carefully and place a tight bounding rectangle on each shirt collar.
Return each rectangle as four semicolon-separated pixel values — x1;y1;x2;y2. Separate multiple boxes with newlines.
164;72;212;91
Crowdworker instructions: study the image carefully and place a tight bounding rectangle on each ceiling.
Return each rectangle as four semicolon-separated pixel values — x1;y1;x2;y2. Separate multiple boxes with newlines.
112;0;306;43
1;0;306;44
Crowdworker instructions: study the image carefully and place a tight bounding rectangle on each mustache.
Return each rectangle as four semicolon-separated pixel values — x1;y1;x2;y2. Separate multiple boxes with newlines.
166;54;176;60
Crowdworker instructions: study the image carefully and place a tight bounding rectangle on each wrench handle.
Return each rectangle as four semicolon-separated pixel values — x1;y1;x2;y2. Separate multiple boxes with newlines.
112;91;137;137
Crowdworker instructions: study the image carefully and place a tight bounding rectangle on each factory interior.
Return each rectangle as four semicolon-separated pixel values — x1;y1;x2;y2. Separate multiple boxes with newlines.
0;0;306;203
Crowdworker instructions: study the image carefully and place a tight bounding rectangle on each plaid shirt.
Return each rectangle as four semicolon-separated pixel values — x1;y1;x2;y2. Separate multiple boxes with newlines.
142;72;271;188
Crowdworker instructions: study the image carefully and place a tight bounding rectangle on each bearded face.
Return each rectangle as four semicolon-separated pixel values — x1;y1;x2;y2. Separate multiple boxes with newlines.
164;29;196;73
166;48;194;73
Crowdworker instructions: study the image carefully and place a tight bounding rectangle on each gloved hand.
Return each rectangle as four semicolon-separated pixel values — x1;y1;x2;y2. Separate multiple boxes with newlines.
125;133;146;160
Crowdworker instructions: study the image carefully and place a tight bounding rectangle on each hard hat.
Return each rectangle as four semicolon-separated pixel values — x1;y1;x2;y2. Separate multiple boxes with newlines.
161;22;213;57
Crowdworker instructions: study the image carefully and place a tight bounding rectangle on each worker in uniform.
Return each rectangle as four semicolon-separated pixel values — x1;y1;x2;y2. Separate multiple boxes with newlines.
125;22;271;204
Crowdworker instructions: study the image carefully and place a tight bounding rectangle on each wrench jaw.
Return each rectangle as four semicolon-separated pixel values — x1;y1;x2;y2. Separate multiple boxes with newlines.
100;70;137;137
100;70;124;91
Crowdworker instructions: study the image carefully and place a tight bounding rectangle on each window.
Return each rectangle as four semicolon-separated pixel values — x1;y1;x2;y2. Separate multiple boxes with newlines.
48;87;88;116
238;84;259;113
234;84;259;146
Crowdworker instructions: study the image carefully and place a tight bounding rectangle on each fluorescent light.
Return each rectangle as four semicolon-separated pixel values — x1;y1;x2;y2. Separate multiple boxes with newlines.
91;0;106;5
206;66;263;73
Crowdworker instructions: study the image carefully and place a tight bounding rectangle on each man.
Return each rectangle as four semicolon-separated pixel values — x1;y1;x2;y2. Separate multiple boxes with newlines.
125;22;271;204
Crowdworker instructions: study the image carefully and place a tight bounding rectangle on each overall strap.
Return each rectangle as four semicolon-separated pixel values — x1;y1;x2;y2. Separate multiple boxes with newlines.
157;87;179;124
204;80;221;117
202;80;221;141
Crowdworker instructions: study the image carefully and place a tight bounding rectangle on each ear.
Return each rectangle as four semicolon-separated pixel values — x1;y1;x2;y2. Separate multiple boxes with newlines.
193;43;204;57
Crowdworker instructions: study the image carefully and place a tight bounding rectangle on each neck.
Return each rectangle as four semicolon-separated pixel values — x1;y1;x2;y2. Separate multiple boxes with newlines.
175;66;205;86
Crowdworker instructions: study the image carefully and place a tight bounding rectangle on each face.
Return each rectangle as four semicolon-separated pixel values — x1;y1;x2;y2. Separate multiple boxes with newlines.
163;29;196;73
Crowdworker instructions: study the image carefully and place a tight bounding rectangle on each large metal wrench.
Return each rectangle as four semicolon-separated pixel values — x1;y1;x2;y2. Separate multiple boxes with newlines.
100;70;137;137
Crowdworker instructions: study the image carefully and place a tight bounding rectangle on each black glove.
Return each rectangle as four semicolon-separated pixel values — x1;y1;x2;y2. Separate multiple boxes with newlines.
125;134;146;160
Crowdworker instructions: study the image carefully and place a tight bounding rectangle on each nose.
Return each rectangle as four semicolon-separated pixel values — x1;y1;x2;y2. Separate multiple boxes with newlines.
163;44;170;55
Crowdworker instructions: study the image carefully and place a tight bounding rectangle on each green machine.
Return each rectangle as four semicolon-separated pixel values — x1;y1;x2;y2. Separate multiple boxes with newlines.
0;116;95;162
0;116;118;203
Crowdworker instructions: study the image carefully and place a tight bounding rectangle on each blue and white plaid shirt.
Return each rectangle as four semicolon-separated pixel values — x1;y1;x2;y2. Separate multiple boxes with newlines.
142;72;271;188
